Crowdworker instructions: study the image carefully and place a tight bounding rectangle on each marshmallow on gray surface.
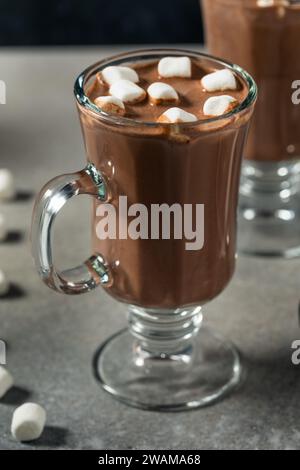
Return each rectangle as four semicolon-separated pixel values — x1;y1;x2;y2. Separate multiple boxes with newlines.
0;366;13;399
100;66;139;86
203;95;238;117
0;169;15;200
201;69;237;92
0;214;7;242
157;107;197;123
11;403;46;442
0;269;9;296
94;96;125;116
158;57;192;78
148;82;179;104
109;80;146;104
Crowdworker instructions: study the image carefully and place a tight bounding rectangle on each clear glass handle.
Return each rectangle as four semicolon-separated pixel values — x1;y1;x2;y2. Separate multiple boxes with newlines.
31;163;111;294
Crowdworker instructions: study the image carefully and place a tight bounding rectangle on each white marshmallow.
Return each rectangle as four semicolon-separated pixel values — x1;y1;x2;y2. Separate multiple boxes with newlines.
158;107;197;123
11;403;46;442
203;95;238;117
0;366;13;399
158;57;192;78
100;66;139;86
0;169;15;201
0;214;7;242
147;82;179;104
109;80;146;104
0;270;9;296
256;0;274;6
201;69;237;92
94;96;125;115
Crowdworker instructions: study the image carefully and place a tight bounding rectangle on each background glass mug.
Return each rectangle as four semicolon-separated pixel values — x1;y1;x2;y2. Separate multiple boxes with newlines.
31;49;256;411
202;0;300;257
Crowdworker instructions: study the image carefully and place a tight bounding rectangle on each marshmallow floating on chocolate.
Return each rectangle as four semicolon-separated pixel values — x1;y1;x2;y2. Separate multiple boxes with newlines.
256;0;275;6
157;107;197;123
100;66;139;86
0;367;13;399
158;57;192;78
109;80;146;104
0;269;9;296
94;96;125;116
201;69;237;92
203;95;238;117
11;403;47;442
0;214;7;242
148;82;179;104
0;169;15;201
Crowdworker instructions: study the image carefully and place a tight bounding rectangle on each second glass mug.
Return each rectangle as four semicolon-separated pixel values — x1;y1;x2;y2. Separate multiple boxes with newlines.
202;0;300;257
31;49;256;411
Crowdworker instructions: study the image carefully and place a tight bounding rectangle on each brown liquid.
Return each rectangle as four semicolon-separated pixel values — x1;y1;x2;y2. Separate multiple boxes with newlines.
78;57;254;309
202;0;300;162
88;61;247;122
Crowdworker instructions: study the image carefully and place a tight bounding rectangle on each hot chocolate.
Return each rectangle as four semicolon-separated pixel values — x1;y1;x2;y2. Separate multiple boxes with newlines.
78;53;254;308
32;50;257;410
202;0;300;162
87;60;247;121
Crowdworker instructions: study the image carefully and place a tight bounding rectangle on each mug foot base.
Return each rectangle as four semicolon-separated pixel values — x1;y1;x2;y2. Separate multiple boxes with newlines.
92;326;242;411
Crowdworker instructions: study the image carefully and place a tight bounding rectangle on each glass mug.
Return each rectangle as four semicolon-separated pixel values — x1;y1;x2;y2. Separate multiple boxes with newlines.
202;0;300;257
31;49;256;411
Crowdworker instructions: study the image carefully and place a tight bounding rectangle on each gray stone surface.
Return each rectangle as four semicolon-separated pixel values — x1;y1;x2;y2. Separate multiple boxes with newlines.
0;47;299;450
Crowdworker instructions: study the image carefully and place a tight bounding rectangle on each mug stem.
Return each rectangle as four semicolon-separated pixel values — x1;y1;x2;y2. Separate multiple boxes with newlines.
128;305;202;366
238;159;300;257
